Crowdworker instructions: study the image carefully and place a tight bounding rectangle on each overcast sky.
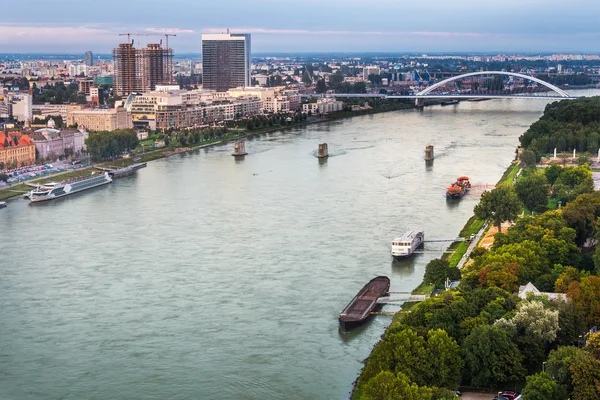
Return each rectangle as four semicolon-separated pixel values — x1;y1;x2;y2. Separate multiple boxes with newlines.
2;0;600;54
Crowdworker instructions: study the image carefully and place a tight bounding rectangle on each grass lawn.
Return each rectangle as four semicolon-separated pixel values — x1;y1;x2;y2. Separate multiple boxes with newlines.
411;282;435;296
31;168;102;185
0;183;32;200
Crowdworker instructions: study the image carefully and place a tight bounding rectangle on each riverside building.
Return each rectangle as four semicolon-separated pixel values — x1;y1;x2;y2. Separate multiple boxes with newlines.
66;107;132;131
126;85;262;130
0;132;36;168
202;33;251;92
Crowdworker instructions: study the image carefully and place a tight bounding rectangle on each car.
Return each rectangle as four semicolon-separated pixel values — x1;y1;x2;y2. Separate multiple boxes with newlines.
452;390;462;397
500;391;519;400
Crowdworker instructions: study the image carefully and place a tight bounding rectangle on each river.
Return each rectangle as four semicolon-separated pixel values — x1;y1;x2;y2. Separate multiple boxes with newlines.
1;90;598;400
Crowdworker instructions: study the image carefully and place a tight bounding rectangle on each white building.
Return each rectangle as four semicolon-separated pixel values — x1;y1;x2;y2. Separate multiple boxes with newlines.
302;98;344;115
11;93;33;123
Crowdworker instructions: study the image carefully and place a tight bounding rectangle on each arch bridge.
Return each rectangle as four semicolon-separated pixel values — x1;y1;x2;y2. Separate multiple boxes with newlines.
308;71;579;105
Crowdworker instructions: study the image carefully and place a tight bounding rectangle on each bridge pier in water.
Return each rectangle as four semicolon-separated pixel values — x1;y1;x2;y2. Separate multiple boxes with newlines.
415;98;424;108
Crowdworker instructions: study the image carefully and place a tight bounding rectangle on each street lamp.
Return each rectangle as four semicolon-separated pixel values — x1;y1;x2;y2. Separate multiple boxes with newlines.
543;361;546;372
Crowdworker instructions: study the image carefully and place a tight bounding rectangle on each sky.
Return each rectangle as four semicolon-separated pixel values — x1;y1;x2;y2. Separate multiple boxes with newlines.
2;0;600;54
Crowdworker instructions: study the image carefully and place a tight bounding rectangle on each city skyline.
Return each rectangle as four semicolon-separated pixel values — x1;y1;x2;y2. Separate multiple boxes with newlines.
3;0;600;53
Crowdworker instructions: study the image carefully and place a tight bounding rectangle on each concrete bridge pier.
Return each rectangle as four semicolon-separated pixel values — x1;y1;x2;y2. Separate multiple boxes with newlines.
415;98;424;108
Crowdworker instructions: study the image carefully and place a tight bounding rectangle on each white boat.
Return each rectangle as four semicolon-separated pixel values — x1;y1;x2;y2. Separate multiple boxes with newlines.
391;230;424;259
0;201;6;209
29;172;112;203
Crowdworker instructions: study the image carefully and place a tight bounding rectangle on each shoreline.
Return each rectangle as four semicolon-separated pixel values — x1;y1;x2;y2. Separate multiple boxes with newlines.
350;159;521;399
0;102;419;201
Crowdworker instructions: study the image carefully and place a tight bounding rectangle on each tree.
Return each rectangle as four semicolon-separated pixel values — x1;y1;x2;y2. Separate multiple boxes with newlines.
315;79;327;94
570;351;600;400
474;184;522;232
515;173;549;213
521;372;560;400
546;346;581;396
521;149;536;167
362;371;433;400
495;300;559;344
0;161;4;171
463;325;527;387
423;259;454;287
424;329;463;389
567;276;600;326
0;173;8;182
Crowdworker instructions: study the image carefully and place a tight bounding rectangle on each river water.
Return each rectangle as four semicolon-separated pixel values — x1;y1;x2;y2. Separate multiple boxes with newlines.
1;90;597;400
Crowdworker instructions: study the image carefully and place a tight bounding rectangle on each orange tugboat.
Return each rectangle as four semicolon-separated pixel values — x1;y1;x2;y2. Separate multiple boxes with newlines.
446;176;471;199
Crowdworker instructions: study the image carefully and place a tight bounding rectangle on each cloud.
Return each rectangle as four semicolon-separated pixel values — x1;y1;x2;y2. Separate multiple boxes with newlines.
201;27;495;37
144;28;197;35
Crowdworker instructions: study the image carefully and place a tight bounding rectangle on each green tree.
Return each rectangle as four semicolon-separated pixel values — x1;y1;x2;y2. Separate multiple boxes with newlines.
521;149;536;167
362;371;433;400
0;161;5;171
315;79;327;94
463;325;527;387
546;346;581;396
522;372;561;400
0;173;8;182
424;329;463;389
515;173;549;213
474;184;522;232
423;259;459;287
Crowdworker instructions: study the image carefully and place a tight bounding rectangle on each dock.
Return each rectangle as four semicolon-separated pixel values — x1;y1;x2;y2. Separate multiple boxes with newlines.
102;162;147;178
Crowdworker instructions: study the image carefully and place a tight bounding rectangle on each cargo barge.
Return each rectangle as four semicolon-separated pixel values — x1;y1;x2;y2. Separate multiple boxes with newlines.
446;176;471;199
338;276;390;331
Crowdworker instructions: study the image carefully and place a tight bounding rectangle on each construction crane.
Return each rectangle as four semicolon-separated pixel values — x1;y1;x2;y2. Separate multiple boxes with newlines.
117;33;178;89
119;32;176;47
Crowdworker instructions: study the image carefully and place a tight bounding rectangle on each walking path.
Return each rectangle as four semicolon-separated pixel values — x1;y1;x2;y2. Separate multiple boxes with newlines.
456;222;488;270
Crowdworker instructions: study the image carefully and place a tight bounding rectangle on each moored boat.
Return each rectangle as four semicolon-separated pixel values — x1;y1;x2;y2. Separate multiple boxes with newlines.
0;201;6;209
391;230;424;259
441;99;460;106
339;276;390;331
29;172;112;203
446;176;471;199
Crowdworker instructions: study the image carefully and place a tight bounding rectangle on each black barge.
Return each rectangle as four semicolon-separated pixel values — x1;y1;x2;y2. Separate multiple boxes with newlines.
338;276;390;331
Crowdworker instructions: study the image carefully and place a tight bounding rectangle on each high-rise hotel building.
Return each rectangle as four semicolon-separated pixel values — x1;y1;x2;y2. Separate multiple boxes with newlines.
202;33;251;92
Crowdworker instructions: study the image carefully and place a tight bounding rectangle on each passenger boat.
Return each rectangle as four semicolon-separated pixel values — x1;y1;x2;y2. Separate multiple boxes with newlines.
446;176;471;199
29;172;112;202
391;230;425;260
339;276;390;331
0;201;6;209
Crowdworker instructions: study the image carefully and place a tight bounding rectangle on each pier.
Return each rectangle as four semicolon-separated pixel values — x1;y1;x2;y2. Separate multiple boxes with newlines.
232;141;248;156
425;145;434;161
317;143;329;158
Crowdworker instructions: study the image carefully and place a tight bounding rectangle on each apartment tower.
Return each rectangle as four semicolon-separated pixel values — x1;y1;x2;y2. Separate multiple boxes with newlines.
202;33;251;92
84;51;93;67
112;42;173;96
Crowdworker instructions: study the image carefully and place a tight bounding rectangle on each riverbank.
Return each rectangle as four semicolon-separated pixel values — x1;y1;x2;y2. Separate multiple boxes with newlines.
0;100;427;202
351;159;521;399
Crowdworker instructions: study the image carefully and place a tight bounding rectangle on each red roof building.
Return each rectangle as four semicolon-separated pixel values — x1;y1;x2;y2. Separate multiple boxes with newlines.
0;131;36;170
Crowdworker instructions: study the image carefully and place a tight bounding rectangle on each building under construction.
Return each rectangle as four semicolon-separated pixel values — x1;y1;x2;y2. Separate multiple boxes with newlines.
113;41;174;96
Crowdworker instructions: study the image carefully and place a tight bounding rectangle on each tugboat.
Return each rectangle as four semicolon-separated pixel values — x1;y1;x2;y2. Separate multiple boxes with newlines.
446;176;471;199
338;276;390;331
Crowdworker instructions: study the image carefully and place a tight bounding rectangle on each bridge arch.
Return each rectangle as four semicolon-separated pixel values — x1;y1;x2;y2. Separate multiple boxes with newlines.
415;71;571;98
